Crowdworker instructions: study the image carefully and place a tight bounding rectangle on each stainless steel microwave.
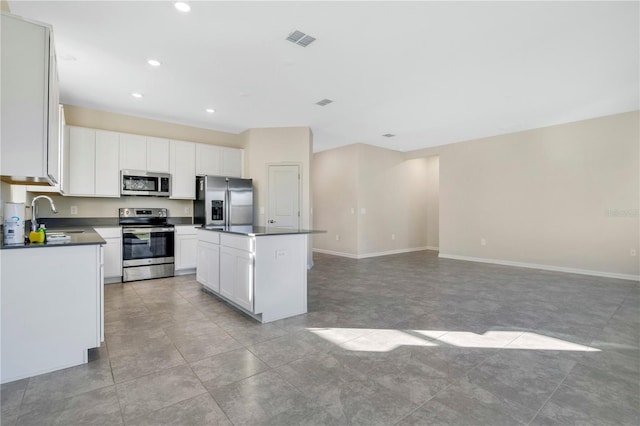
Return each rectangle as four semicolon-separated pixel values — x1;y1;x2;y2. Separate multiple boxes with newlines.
121;170;171;197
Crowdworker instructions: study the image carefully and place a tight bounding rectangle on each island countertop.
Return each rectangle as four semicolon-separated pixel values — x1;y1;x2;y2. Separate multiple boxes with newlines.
0;226;106;250
198;225;325;237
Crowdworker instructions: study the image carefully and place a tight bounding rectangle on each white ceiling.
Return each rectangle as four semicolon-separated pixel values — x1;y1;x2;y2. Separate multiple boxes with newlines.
8;1;639;153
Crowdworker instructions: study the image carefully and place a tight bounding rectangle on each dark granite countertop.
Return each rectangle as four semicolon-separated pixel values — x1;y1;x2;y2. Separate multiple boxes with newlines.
198;225;325;237
1;226;106;250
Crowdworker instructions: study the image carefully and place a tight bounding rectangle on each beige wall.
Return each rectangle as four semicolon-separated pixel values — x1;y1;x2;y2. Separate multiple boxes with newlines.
407;111;640;278
312;144;359;255
64;105;241;148
312;143;434;257
242;127;313;229
424;155;440;249
1;1;10;13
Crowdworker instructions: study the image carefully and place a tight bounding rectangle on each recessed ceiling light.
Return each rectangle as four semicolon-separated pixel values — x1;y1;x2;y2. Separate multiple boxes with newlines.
174;2;190;12
131;92;144;98
205;108;215;114
147;59;161;67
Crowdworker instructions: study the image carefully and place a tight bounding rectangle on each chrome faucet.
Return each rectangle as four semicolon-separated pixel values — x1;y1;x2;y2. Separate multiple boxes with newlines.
31;195;58;232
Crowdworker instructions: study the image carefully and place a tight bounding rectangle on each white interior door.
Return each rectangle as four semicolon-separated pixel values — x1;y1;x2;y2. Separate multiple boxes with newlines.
267;165;300;229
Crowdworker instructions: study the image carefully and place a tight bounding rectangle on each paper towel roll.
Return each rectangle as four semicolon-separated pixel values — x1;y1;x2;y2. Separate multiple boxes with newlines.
4;202;25;244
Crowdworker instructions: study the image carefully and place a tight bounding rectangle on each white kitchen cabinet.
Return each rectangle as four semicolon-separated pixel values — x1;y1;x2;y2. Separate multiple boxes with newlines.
196;144;221;176
67;126;120;197
147;137;170;173
196;230;307;323
68;126;96;196
196;229;220;292
119;133;147;170
175;225;198;274
120;134;170;173
1;14;60;184
220;245;254;312
95;227;122;283
170;140;196;199
95;131;120;196
195;144;243;178
220;147;243;177
1;244;103;383
197;241;220;293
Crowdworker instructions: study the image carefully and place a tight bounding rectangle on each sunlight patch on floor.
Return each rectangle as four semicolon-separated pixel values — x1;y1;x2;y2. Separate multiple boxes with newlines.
307;328;600;352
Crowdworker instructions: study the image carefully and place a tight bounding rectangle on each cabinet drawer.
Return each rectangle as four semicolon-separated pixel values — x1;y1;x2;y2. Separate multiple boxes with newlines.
94;227;122;239
197;229;220;244
175;225;199;235
220;233;253;253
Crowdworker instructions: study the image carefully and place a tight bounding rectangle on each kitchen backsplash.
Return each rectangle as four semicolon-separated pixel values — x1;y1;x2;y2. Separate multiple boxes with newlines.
28;193;193;219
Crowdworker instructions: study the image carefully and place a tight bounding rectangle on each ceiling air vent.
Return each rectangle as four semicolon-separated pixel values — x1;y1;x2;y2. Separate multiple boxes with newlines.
316;99;333;106
382;134;396;138
286;30;316;47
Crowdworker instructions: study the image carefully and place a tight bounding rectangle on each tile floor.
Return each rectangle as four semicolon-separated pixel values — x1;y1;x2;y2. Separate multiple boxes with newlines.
1;251;638;425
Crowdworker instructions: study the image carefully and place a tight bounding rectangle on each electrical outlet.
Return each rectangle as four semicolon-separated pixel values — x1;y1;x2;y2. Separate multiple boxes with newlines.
350;207;355;214
336;234;340;241
391;234;396;240
631;249;637;256
481;238;487;246
70;206;78;215
360;208;367;215
184;206;190;214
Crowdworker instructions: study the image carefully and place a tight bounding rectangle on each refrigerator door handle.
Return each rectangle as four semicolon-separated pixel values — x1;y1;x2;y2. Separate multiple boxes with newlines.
225;185;230;227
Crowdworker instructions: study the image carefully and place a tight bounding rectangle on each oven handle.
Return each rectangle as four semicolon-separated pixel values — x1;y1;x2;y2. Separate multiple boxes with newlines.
122;227;175;233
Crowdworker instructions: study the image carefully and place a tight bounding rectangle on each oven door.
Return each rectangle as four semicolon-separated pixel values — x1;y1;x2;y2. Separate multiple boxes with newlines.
122;227;175;267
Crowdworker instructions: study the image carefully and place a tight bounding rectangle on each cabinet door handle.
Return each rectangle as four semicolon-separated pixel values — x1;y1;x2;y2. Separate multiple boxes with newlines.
268;219;276;223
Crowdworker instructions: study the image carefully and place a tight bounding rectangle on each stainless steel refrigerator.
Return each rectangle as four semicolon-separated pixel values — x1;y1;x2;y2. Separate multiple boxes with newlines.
194;176;253;227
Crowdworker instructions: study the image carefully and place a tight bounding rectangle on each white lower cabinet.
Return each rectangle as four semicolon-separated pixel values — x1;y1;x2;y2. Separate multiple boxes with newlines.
175;225;198;273
196;230;307;323
220;246;253;312
94;227;122;283
197;241;220;293
1;244;103;383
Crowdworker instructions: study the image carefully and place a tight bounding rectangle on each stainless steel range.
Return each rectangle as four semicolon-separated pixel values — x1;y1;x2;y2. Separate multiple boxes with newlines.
119;208;175;282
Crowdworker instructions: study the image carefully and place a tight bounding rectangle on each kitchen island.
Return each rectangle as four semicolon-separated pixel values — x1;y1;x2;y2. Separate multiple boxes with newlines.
196;226;323;323
0;227;105;384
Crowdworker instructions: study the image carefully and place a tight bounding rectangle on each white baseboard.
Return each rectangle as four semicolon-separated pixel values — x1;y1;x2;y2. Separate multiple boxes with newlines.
312;247;429;260
438;253;640;282
426;246;439;251
175;268;196;276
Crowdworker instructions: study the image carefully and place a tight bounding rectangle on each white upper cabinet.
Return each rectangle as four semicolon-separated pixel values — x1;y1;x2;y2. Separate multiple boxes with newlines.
220;147;243;177
195;144;243;177
170;140;196;199
146;137;170;173
94;130;120;197
68;127;96;196
119;134;170;173
1;14;60;184
195;144;221;176
67;126;120;197
119;134;147;171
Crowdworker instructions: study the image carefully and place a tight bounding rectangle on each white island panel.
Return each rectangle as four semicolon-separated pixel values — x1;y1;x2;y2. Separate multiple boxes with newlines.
1;244;102;383
254;234;307;322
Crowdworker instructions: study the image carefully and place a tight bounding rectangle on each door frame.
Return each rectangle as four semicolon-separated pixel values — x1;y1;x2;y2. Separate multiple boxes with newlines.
266;162;302;229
